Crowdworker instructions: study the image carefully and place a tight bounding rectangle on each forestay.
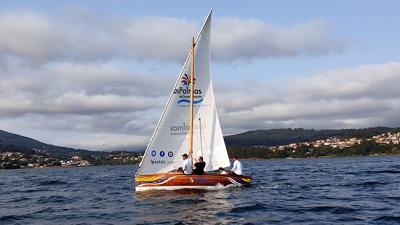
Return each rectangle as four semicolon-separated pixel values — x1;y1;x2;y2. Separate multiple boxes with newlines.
137;12;230;175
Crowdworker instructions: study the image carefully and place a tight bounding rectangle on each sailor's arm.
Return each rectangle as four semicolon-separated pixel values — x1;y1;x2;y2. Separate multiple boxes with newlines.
189;153;193;166
231;161;237;171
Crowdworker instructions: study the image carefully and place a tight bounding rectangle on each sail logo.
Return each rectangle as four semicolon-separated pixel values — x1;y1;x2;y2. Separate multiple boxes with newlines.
150;150;174;158
177;98;203;105
181;74;195;86
174;73;203;106
170;122;207;136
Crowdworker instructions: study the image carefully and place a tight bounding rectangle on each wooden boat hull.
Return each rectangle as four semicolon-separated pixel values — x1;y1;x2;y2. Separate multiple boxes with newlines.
135;172;252;192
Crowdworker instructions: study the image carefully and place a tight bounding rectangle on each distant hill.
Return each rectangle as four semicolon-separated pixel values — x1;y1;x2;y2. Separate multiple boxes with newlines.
0;130;107;158
224;127;400;147
2;127;400;159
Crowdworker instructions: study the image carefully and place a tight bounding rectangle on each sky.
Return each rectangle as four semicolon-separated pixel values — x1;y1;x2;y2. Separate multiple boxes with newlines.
0;0;399;151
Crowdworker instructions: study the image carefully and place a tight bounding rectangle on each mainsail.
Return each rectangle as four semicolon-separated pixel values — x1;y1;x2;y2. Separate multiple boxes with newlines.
137;11;230;175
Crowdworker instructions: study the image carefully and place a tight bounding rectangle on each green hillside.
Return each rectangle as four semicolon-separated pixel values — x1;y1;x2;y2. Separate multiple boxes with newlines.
0;130;106;158
224;127;400;147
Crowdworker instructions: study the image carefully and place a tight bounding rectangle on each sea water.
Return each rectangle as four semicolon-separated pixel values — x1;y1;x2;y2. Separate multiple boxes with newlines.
1;156;400;224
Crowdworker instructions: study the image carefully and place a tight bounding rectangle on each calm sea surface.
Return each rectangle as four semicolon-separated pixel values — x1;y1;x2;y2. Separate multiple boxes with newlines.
1;156;400;224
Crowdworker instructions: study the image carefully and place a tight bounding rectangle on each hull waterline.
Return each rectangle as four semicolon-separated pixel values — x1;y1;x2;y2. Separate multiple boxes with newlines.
135;172;252;192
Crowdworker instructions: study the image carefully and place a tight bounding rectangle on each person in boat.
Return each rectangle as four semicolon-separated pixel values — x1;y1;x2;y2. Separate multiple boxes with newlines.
229;156;242;175
193;156;206;175
178;153;193;174
218;167;227;174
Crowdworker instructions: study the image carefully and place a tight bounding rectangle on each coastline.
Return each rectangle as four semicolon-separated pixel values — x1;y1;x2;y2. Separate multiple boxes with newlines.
235;152;400;161
4;153;400;170
0;162;140;171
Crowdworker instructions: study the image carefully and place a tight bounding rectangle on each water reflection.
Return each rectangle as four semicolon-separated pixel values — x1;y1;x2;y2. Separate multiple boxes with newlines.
134;189;234;224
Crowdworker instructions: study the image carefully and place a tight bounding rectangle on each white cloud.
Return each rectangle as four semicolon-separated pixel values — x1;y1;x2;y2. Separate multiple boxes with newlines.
0;12;119;65
213;18;345;61
0;11;346;65
295;63;400;100
0;61;164;150
1;10;397;151
122;16;198;62
0;62;170;117
1;61;399;150
62;132;149;151
218;62;400;134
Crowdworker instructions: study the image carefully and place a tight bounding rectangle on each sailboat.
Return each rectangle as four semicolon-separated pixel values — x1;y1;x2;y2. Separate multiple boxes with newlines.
135;11;252;192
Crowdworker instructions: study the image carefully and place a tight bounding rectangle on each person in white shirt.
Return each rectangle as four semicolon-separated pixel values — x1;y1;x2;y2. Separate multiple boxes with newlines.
181;153;193;175
230;156;242;175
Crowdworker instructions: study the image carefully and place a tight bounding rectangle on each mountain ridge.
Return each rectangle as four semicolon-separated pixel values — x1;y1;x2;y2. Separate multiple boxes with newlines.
2;127;400;157
0;130;106;158
224;127;400;147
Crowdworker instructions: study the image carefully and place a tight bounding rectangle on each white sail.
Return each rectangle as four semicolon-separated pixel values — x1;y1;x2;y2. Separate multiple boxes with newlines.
137;11;230;175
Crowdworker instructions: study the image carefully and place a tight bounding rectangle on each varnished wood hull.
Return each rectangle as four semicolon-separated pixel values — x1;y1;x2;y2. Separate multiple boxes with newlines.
135;172;252;192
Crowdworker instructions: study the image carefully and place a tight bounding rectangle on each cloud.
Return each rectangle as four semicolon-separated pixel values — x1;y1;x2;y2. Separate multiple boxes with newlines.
1;61;399;150
213;18;345;61
0;62;168;117
47;62;170;96
0;12;119;65
121;16;198;62
122;17;346;62
295;63;400;100
0;11;346;65
218;62;400;133
0;61;165;150
62;132;149;151
1;10;396;151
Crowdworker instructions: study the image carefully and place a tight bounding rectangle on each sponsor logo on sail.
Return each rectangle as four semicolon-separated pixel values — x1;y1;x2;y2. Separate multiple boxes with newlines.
181;74;195;86
170;122;207;136
150;149;173;165
150;159;173;165
174;73;203;106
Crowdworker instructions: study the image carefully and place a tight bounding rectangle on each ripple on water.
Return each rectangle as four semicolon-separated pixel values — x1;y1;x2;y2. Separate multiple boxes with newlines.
37;180;68;186
36;195;73;204
0;215;24;222
373;215;400;222
229;203;268;213
364;169;400;174
7;196;31;203
1;158;400;224
170;199;207;204
356;181;387;187
0;207;54;222
305;205;358;214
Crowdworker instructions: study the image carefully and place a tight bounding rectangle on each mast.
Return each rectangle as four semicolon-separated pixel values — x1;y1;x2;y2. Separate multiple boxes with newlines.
189;37;195;156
